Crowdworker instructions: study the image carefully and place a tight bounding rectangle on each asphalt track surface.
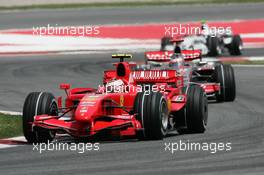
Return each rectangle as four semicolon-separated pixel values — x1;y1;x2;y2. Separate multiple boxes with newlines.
1;50;264;175
1;3;264;175
0;48;263;112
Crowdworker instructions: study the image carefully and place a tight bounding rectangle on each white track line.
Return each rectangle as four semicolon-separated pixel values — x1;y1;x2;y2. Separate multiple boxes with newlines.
0;110;22;115
232;64;264;67
241;33;264;38
0;33;160;54
0;144;19;149
247;56;264;61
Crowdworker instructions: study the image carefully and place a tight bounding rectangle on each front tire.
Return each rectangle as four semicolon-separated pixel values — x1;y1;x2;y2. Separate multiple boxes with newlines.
207;36;221;56
178;85;208;134
23;92;58;143
134;92;169;140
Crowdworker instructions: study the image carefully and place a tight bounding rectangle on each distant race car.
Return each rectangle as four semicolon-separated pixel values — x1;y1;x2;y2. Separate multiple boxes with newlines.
161;23;243;57
22;54;208;143
144;49;236;102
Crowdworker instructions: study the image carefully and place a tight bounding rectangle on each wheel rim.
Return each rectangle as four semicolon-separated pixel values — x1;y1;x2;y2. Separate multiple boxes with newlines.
160;100;169;131
239;43;243;51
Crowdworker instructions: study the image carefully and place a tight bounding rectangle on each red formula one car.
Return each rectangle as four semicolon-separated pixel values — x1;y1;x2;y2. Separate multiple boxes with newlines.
22;54;208;143
145;49;236;102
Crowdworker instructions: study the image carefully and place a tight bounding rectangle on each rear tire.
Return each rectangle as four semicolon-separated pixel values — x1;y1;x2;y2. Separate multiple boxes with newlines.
134;92;169;140
228;35;242;55
23;92;58;143
214;64;236;102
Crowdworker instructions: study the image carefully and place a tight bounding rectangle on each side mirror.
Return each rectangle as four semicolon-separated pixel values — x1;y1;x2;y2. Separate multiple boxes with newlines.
60;83;70;96
60;83;71;90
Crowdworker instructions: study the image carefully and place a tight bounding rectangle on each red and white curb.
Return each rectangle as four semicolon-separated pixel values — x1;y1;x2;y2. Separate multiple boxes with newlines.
0;19;264;56
0;136;26;149
0;34;159;55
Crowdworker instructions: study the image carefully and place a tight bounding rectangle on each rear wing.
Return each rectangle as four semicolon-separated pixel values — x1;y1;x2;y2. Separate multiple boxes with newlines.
112;54;132;62
145;50;202;62
145;51;173;62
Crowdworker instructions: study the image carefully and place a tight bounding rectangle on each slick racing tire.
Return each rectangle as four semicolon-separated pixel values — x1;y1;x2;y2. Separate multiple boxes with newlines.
207;36;221;57
23;92;58;143
134;92;169;140
184;85;208;133
161;36;172;51
215;64;236;102
228;35;243;55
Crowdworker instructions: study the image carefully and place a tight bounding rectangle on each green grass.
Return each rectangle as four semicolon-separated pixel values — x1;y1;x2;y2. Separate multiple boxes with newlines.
0;113;22;139
224;60;264;65
1;0;264;10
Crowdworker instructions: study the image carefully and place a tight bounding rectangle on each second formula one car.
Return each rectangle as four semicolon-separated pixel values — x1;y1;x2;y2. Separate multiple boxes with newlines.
144;50;236;102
